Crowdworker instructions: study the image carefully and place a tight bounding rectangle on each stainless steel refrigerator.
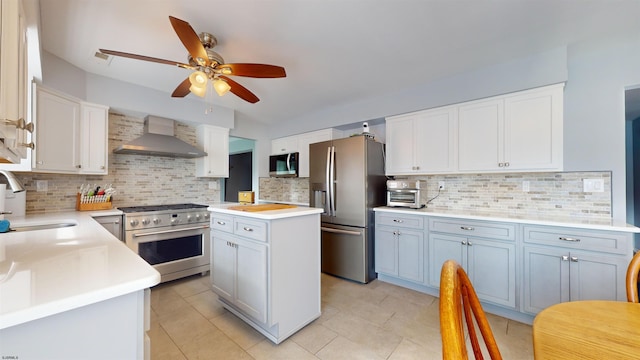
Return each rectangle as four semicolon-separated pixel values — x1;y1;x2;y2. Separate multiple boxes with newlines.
309;135;386;283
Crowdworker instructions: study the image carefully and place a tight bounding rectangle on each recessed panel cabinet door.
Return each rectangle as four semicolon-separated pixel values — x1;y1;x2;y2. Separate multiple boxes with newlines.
523;246;570;314
458;99;503;171
211;234;236;303
568;251;627;302
235;238;268;324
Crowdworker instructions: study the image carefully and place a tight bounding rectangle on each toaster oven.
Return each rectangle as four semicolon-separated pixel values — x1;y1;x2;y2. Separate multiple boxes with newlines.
386;180;423;208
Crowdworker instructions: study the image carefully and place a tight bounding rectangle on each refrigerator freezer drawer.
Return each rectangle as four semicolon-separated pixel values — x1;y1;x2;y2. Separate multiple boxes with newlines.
321;224;373;283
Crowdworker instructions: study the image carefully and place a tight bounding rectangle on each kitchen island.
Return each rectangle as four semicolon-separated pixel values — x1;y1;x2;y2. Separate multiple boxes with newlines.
0;211;160;359
208;203;323;343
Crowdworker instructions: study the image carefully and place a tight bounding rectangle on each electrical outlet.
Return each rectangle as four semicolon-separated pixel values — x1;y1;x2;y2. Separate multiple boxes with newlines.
522;181;530;192
208;181;218;190
583;178;604;192
438;181;445;190
36;180;48;192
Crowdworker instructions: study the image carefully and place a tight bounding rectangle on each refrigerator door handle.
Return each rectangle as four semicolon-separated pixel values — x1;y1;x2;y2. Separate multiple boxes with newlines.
330;146;336;216
321;226;362;236
325;146;331;215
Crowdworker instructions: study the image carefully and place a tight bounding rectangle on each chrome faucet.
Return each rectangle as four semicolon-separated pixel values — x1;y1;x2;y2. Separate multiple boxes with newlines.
0;170;25;193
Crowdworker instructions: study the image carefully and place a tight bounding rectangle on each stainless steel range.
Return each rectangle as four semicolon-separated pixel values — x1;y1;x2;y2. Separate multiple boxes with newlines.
119;203;210;283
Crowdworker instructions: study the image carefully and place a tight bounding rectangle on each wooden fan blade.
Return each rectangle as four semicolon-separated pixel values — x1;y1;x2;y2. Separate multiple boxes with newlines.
218;63;286;78
171;78;191;97
169;16;210;66
99;49;190;67
220;76;260;103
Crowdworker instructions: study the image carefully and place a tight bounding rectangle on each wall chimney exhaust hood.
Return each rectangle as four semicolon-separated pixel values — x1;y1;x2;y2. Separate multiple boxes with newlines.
113;116;207;158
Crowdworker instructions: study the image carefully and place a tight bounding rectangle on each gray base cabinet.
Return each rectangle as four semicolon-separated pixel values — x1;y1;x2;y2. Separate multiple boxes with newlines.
373;208;636;324
522;225;632;314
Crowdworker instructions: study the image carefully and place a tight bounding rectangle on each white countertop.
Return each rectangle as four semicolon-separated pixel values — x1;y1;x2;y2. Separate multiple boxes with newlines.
208;203;323;220
374;206;640;233
0;211;160;329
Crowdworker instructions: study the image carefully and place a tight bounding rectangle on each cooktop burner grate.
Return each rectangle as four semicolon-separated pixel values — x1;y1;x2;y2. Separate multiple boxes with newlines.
118;203;208;213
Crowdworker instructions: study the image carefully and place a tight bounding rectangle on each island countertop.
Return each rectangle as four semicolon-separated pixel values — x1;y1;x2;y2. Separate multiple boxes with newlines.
0;211;160;330
208;203;323;219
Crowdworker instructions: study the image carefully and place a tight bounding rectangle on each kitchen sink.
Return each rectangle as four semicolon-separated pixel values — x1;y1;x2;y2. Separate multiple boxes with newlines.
9;222;78;232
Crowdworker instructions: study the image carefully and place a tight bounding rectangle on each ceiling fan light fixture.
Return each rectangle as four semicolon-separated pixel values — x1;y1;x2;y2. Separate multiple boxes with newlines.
213;78;231;96
189;71;208;87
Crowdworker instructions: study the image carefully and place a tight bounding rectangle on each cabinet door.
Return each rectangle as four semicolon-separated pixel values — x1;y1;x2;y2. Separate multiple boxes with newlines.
297;130;335;178
375;226;398;276
235;237;268;323
34;87;81;172
210;233;236;303
385;115;417;174
196;125;229;178
271;136;298;155
522;246;569;314
397;228;425;284
458;98;504;171
503;86;562;170
466;238;516;308
414;107;457;173
568;251;628;302
428;233;466;287
80;103;108;174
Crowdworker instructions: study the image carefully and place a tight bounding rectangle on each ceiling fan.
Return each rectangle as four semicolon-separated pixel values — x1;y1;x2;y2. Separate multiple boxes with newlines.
99;16;286;104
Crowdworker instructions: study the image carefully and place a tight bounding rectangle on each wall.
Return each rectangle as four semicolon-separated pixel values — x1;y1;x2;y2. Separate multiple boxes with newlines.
260;171;612;219
16;114;222;213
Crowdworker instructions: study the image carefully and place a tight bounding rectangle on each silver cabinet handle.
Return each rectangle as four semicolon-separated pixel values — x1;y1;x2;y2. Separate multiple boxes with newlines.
216;221;226;225
243;227;254;232
467;241;473;246
461;241;467;245
460;226;474;231
570;256;578;262
562;255;569;261
559;237;580;242
393;219;404;223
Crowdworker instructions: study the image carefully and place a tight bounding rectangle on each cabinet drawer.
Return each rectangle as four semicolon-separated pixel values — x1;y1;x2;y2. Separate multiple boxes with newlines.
429;218;516;241
523;225;631;255
211;214;234;233
376;213;424;229
234;218;268;242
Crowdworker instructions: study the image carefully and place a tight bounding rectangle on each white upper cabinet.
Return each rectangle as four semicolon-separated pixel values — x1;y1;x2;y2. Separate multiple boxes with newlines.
0;0;31;163
271;128;342;177
33;85;109;174
386;106;457;175
80;103;109;174
385;83;564;174
196;124;229;178
458;84;564;172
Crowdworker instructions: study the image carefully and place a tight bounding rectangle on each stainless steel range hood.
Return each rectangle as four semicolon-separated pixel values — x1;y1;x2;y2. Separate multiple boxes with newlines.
113;116;207;158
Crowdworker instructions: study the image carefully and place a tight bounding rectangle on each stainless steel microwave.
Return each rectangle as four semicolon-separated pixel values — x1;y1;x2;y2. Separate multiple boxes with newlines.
269;152;299;177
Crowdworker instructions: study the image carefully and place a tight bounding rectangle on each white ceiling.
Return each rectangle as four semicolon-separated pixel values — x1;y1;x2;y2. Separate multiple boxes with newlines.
39;0;640;126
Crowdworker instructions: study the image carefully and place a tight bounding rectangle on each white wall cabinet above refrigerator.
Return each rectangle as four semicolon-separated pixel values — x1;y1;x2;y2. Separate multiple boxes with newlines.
195;124;229;178
385;83;564;175
33;85;109;174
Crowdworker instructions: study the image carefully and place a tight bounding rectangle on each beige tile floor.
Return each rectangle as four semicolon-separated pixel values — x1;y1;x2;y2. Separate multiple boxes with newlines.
149;273;534;359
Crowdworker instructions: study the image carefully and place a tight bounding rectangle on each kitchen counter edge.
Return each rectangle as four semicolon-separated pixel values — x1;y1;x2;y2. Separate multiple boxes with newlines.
0;211;160;330
208;204;323;220
374;207;640;233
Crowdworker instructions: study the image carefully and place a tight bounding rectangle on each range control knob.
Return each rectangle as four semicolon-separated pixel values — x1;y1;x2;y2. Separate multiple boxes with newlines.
130;219;139;227
195;213;201;220
153;218;161;225
141;218;150;225
171;218;180;225
203;213;210;220
186;214;193;222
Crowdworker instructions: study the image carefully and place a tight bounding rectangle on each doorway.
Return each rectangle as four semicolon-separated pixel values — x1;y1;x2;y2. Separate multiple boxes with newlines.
625;87;640;226
225;151;253;202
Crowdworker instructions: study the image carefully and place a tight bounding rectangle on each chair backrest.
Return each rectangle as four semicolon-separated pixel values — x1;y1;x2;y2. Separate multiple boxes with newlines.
626;251;640;303
439;259;503;360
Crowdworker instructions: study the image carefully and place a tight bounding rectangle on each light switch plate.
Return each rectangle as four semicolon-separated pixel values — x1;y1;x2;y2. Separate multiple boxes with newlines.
208;181;218;190
583;178;604;192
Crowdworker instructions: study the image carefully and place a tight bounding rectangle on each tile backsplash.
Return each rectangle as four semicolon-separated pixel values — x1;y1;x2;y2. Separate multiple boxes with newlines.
17;113;222;213
259;171;612;219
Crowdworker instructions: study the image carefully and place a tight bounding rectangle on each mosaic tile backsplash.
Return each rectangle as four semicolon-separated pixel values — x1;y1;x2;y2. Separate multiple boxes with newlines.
260;171;612;219
17;113;222;213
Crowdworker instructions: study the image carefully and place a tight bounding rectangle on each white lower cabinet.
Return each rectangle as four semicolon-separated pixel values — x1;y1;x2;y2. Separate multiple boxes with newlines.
428;218;516;308
209;210;321;343
522;225;632;314
375;213;426;284
211;231;268;323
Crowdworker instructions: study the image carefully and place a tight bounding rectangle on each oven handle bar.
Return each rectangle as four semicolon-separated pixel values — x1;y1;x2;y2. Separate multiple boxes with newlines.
132;225;209;237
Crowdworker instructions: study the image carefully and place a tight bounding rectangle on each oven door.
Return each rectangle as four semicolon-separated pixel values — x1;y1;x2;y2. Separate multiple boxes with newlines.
125;224;210;283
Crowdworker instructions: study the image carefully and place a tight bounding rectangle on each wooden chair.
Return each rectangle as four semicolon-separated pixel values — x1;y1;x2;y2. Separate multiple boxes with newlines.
626;251;640;302
439;259;502;360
